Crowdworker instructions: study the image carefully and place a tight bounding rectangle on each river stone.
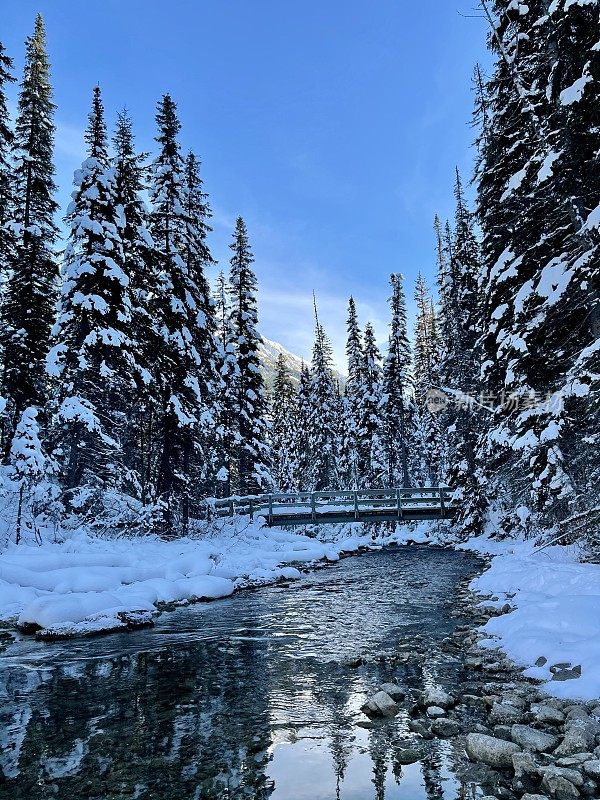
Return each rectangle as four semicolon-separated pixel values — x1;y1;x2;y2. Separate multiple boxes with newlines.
431;718;461;738
423;687;455;709
408;719;434;739
582;759;600;779
512;751;540;779
555;724;595;756
512;724;560;753
552;667;582;682
379;682;405;701
490;701;524;724
557;755;593;766
465;733;522;769
361;691;398;718
541;767;584;787
395;747;421;765
533;704;566;725
566;707;589;722
427;705;446;718
522;796;552;800
541;773;581;799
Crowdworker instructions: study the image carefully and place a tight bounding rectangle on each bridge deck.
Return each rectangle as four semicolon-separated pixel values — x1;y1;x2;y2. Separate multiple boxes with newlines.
205;488;455;526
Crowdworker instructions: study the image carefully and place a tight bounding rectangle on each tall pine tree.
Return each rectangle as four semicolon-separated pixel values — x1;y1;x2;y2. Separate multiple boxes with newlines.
227;217;272;494
50;86;139;505
381;273;420;487
1;15;58;445
0;40;15;286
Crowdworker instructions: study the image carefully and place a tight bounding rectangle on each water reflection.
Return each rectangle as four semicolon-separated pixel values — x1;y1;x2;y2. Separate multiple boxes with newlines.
0;546;482;800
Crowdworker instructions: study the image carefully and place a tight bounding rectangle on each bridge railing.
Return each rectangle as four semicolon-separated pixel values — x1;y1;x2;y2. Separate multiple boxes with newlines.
203;487;454;525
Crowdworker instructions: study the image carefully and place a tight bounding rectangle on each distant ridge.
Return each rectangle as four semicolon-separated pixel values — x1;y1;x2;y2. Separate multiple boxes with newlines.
258;336;345;390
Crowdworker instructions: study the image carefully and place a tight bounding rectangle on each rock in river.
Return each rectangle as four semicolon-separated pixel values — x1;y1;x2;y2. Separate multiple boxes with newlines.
361;690;398;718
465;733;521;769
379;682;405;701
423;687;455;709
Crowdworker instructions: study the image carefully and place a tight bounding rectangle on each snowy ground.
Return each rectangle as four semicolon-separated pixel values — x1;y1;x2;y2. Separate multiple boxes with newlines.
461;536;600;701
0;517;386;638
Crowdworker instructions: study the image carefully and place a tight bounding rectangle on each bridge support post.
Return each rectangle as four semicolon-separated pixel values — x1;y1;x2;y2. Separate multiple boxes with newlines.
354;491;359;521
396;488;402;520
439;488;445;519
311;493;316;522
268;494;273;526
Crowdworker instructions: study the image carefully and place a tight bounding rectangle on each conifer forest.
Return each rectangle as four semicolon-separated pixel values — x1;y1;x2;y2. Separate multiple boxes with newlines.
2;4;600;799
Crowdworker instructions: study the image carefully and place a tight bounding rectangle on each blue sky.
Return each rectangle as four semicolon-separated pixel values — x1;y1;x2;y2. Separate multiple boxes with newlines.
3;0;490;370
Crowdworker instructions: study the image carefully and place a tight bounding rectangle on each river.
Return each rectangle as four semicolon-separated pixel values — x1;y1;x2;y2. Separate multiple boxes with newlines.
0;545;485;800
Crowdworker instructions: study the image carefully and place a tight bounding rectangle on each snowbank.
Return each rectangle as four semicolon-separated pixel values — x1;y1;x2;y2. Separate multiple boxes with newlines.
0;518;375;638
465;536;600;701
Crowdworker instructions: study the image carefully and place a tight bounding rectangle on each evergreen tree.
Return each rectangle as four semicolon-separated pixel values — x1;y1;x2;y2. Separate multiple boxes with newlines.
10;406;49;544
149;94;221;528
181;150;222;499
0;40;15;285
1;15;58;444
360;322;386;487
381;273;420;487
413;273;442;484
49;86;139;505
227;217;272;494
440;173;486;534
112;109;158;503
214;270;238;497
343;297;363;488
474;2;600;538
307;305;341;491
270;354;299;491
295;361;311;489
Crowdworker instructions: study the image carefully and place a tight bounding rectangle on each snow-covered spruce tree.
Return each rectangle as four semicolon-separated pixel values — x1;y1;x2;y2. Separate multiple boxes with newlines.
1;15;58;447
439;173;486;535
307;309;341;491
49;86;140;513
294;361;312;489
0;40;15;286
413;273;442;484
181;150;222;500
214;269;238;497
380;273;421;487
270;353;299;491
10;406;50;544
474;1;600;538
112;109;159;504
359;322;386;487
149;95;221;530
342;296;364;488
227;217;272;494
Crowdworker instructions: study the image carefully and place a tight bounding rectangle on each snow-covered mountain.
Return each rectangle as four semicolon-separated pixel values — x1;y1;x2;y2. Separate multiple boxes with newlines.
258;336;345;389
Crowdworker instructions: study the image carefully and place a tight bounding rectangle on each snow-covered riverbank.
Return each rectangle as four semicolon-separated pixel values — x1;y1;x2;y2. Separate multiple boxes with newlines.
460;536;600;702
2;516;600;704
0;518;383;638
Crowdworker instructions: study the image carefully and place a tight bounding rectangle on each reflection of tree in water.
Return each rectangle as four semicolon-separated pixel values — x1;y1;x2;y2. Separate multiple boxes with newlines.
368;725;391;800
1;638;274;800
312;670;355;800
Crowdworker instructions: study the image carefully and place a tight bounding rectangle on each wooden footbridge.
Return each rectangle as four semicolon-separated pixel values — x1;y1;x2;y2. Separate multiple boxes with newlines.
206;488;456;527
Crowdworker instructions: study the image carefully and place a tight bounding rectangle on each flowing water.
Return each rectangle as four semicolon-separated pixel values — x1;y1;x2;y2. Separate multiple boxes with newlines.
0;545;486;800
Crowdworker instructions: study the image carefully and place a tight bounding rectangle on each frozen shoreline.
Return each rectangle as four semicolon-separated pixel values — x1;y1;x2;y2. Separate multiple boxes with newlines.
2;519;600;703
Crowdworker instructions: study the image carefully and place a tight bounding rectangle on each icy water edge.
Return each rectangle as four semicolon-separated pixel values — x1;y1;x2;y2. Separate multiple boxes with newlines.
0;545;488;800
